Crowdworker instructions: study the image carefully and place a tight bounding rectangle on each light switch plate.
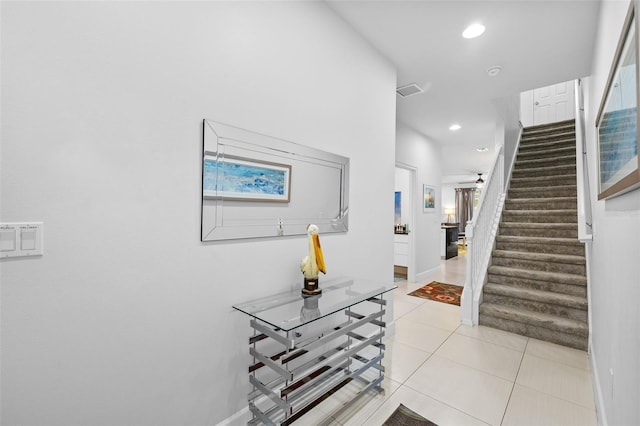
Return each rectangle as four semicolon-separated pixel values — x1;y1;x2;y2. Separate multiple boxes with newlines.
0;223;43;258
0;228;17;251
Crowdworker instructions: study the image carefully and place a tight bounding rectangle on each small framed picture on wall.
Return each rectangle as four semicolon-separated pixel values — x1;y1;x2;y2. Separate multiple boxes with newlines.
423;184;436;212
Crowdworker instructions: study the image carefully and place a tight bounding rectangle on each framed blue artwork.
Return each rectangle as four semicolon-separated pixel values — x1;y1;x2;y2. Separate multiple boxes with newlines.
394;191;401;223
423;185;436;212
596;1;640;200
203;154;291;202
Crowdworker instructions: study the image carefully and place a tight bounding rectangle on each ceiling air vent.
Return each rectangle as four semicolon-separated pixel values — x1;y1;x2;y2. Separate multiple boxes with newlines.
396;83;423;98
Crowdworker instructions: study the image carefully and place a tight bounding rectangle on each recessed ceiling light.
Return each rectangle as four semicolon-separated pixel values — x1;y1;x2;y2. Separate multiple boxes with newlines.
462;23;485;39
476;147;489;152
487;66;502;77
449;124;461;131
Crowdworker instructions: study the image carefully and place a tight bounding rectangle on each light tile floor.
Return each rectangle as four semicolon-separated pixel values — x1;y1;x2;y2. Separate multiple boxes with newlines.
318;253;598;426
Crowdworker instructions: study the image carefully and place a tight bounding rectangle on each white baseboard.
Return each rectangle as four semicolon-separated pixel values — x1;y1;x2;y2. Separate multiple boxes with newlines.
415;265;441;283
215;406;249;426
589;341;608;426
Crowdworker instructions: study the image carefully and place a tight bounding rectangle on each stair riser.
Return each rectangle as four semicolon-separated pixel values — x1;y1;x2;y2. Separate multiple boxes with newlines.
482;294;587;322
499;226;578;238
479;315;587;351
518;137;576;152
520;133;576;144
517;149;576;162
512;166;576;178
515;157;577;170
502;212;577;224
505;200;577;210
495;241;585;256
521;135;575;144
510;176;577;188
487;273;586;297
488;265;587;285
508;187;577;198
491;257;586;275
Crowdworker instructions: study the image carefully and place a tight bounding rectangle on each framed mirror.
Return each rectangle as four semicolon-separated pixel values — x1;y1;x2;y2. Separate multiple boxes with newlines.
201;119;350;241
596;1;640;200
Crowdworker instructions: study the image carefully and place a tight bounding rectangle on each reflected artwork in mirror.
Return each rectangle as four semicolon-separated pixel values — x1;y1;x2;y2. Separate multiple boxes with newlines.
201;119;349;241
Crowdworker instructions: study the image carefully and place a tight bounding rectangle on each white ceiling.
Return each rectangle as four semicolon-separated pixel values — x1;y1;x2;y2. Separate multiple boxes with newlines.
327;0;601;183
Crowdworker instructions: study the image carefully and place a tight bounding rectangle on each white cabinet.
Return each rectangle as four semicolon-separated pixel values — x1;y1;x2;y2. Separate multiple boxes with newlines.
394;234;409;267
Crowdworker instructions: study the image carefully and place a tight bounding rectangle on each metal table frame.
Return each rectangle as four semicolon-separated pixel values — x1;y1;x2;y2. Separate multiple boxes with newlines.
233;277;396;425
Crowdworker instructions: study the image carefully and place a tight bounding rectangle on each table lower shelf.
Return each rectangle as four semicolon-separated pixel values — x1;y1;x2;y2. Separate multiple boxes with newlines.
249;359;384;425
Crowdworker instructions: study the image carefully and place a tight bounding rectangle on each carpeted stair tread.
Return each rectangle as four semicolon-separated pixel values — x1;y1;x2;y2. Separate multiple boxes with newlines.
499;222;579;238
487;273;586;297
506;196;576;204
499;222;577;230
513;163;576;173
524;118;575;128
519;135;575;145
479;314;587;350
484;283;587;310
491;254;585;275
488;265;587;285
508;185;577;198
502;209;578;223
503;209;577;213
495;237;585;256
521;127;575;137
510;173;576;184
479;303;588;336
517;145;575;159
492;250;585;265
496;235;583;246
523;122;575;131
515;155;576;168
520;133;576;145
520;134;575;144
505;197;577;210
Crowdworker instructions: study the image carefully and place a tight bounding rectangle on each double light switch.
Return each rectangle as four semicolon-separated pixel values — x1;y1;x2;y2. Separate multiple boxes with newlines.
0;223;43;258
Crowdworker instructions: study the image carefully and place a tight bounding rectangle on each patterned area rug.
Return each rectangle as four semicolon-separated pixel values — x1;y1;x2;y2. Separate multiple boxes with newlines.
383;404;438;425
408;281;463;306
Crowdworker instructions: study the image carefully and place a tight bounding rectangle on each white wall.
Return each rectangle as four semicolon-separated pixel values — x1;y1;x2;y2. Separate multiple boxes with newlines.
395;123;442;279
493;93;522;185
585;1;640;424
0;2;396;425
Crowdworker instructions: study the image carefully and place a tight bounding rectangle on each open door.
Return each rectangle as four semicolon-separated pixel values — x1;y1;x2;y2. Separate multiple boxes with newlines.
394;164;416;283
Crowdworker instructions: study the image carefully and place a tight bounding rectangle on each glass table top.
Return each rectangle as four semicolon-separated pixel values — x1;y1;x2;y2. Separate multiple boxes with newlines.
233;277;396;331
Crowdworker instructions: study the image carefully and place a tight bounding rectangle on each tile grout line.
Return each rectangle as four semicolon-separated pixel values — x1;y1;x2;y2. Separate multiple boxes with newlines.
395;324;497;426
499;337;530;425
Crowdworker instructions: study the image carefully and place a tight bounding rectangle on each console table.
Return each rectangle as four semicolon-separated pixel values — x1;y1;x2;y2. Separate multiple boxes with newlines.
233;277;396;425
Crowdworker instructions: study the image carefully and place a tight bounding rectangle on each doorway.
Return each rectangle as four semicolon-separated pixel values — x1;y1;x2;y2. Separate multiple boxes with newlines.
394;163;416;282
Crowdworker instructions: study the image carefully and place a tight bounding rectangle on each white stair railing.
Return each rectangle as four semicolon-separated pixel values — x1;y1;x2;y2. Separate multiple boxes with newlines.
460;145;507;325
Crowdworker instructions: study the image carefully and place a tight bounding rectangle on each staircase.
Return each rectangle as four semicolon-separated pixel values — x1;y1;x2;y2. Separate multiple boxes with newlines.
479;119;588;351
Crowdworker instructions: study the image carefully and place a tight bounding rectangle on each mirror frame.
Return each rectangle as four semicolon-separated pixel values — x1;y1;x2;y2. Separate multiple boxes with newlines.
201;119;350;241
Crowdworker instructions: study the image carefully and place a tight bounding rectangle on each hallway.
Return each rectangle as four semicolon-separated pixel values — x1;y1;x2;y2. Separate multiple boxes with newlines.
317;253;598;425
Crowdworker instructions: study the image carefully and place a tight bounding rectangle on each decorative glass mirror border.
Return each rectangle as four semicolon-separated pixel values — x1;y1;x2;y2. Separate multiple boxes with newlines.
201;119;350;241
